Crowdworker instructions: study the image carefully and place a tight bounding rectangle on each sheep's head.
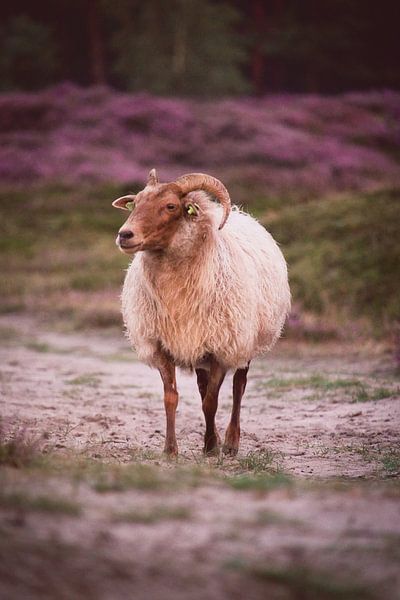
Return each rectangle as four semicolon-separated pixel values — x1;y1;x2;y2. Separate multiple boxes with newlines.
113;169;231;255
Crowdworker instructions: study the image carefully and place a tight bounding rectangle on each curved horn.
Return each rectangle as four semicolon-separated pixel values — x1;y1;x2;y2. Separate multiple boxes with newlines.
147;168;159;186
174;173;231;230
112;194;136;210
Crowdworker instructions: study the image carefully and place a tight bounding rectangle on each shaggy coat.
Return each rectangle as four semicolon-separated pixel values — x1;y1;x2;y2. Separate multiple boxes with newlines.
122;192;290;370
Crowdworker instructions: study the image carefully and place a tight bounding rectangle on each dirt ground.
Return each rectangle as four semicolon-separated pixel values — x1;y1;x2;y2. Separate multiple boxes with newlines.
1;314;399;600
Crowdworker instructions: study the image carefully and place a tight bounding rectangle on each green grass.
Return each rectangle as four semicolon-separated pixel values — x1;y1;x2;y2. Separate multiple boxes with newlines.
266;187;400;333
258;375;364;391
253;509;304;527
226;472;292;492
90;463;170;492
112;505;191;524
0;183;128;328
256;374;396;402
0;490;81;515
380;451;400;474
25;341;52;353
225;561;373;600
65;373;103;387
0;184;399;336
237;448;281;473
0;423;43;468
351;386;394;402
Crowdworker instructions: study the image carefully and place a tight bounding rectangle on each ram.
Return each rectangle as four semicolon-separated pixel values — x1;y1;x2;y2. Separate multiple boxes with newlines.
113;169;290;456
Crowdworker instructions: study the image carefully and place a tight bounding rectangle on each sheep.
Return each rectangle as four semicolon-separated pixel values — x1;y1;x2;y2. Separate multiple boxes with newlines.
113;168;290;456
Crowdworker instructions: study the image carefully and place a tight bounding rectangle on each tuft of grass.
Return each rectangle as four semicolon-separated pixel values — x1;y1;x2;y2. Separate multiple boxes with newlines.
237;448;281;473
380;452;400;474
113;505;191;524
65;373;102;387
0;422;43;468
351;386;394;402
0;491;81;516
371;387;394;400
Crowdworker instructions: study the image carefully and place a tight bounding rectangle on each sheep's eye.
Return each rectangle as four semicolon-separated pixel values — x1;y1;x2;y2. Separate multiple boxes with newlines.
166;204;177;211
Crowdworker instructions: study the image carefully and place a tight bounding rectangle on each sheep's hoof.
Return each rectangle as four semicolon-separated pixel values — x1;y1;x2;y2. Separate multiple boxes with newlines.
203;432;221;456
222;443;239;457
163;441;178;457
223;426;240;456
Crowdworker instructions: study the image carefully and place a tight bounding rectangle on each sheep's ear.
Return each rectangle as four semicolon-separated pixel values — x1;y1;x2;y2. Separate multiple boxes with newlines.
112;195;136;211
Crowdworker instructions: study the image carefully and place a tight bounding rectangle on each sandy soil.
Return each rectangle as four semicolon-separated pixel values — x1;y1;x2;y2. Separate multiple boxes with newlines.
1;314;399;600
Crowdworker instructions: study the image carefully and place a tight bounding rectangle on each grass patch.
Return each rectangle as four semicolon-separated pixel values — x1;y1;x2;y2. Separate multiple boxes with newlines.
267;187;400;333
380;451;400;474
25;341;52;353
0;184;128;328
90;463;168;492
113;505;191;524
257;375;396;403
351;386;394;402
0;491;81;516
0;422;43;468
225;561;373;599
258;375;364;391
237;448;281;473
226;472;292;492
347;444;400;475
0;185;399;337
254;509;303;527
65;373;102;387
89;462;219;493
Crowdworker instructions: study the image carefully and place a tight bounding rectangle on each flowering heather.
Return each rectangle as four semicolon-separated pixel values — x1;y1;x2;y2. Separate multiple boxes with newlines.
0;83;399;194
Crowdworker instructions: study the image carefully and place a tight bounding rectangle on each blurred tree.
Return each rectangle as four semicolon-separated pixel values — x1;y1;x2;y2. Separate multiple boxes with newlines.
236;0;400;93
105;0;249;95
87;0;107;85
0;15;59;90
249;0;267;96
0;0;399;93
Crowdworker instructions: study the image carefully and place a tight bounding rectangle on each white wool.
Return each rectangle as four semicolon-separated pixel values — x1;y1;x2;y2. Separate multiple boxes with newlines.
121;196;290;370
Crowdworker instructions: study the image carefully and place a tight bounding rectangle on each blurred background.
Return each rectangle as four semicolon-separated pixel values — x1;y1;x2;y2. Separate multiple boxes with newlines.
0;0;399;353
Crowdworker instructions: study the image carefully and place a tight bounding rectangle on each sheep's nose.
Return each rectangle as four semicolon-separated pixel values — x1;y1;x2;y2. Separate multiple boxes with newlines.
118;230;134;241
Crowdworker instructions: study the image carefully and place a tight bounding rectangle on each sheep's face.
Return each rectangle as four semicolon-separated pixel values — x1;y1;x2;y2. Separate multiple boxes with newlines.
114;184;195;255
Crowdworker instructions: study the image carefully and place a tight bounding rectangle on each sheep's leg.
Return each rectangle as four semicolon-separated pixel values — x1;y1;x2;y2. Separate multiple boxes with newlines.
223;363;250;456
155;351;179;456
202;359;226;455
195;368;208;401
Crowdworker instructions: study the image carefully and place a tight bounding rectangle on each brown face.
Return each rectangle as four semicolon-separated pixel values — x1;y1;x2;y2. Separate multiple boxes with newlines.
115;184;185;255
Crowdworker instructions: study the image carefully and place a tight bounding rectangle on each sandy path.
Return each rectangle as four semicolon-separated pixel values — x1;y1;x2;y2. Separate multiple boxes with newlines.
1;315;400;600
1;314;399;477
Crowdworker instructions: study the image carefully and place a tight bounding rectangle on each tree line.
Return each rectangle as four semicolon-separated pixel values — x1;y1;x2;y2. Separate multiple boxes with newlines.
0;0;398;95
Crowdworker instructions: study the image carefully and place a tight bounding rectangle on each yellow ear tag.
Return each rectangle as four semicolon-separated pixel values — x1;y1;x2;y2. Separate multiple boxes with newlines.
187;203;199;216
125;201;134;211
